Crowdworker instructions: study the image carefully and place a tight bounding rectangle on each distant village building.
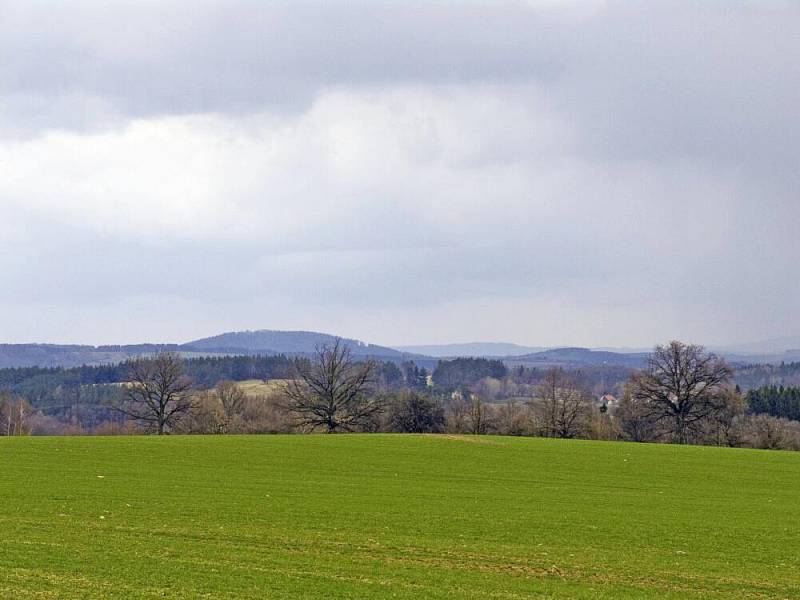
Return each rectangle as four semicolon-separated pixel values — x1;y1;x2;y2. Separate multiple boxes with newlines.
597;393;618;412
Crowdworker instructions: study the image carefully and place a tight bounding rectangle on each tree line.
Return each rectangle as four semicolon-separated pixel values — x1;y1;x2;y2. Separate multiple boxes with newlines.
3;340;800;450
746;385;800;421
0;354;294;390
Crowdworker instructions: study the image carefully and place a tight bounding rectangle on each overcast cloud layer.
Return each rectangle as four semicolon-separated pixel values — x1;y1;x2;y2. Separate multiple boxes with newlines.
1;0;798;347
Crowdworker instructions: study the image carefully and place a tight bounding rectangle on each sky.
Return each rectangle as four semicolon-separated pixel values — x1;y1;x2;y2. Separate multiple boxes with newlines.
1;0;799;348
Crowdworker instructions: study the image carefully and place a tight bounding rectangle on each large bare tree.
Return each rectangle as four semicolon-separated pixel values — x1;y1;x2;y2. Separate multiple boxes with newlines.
113;352;194;434
282;339;380;432
628;341;732;444
537;367;590;439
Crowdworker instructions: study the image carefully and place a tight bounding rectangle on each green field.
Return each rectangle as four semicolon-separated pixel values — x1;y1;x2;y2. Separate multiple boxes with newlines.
1;435;798;599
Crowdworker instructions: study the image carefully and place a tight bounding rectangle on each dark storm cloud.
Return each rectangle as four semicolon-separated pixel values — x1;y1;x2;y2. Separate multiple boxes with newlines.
0;0;568;133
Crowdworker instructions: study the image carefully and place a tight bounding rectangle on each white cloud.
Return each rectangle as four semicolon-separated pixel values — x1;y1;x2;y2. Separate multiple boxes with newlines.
0;85;566;244
0;1;798;346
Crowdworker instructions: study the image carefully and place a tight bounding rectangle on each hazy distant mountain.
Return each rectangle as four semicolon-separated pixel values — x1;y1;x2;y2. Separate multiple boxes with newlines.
0;330;415;369
394;342;546;358
715;335;800;356
3;330;799;370
590;346;653;354
507;347;649;368
0;343;181;369
718;349;800;365
184;330;404;359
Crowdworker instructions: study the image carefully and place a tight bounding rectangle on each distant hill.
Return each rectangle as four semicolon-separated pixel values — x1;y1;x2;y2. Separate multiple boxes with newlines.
716;335;800;356
507;347;649;368
3;330;799;370
183;330;405;360
720;349;800;366
394;342;546;358
0;343;182;369
0;331;416;370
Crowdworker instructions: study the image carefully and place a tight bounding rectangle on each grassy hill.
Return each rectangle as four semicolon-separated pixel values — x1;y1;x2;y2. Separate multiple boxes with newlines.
1;435;798;598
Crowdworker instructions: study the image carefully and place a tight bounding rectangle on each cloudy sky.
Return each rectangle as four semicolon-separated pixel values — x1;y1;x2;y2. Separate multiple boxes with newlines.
1;0;798;348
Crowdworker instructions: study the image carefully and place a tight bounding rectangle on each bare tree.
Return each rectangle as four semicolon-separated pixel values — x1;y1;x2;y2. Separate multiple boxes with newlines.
0;392;31;436
706;387;747;447
742;414;795;450
628;341;732;444
386;389;445;433
495;399;532;436
616;388;661;442
0;391;14;436
466;395;490;434
282;339;380;433
176;391;224;434
112;352;194;434
214;381;247;433
444;393;469;433
537;367;590;438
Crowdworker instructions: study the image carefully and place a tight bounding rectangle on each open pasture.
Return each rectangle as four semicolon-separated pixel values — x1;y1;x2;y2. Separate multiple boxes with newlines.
234;379;287;397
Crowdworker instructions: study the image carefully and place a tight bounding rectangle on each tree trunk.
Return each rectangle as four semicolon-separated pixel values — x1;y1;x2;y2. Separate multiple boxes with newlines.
675;414;688;444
